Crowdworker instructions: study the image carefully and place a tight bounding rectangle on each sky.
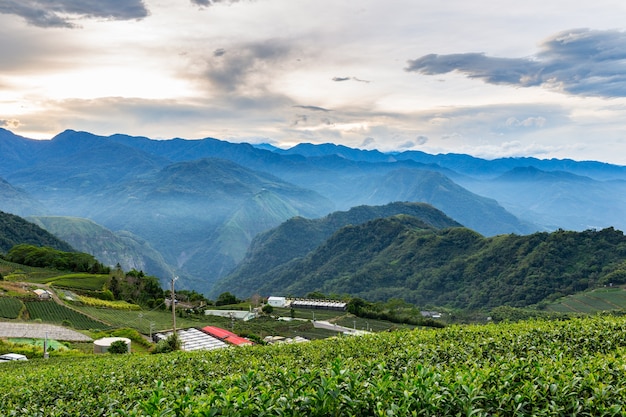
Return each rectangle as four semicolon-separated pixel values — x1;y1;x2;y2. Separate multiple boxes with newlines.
2;0;626;164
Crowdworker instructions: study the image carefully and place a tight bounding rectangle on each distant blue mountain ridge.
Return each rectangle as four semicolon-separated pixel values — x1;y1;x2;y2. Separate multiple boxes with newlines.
1;127;625;293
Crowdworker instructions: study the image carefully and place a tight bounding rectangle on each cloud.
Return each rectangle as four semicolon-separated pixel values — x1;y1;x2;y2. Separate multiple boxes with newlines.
203;40;291;93
332;76;371;83
416;135;428;145
505;116;546;128
292;114;307;126
397;140;415;149
0;0;149;28
360;137;375;147
293;105;331;112
470;141;563;160
191;0;252;7
0;119;21;129
406;29;626;98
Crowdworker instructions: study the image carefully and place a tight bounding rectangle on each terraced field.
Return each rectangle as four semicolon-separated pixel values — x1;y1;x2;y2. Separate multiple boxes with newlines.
25;301;110;330
546;287;626;313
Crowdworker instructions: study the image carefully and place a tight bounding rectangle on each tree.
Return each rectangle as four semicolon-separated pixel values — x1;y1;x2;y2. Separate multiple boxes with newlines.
108;275;121;299
346;297;367;315
306;291;327;299
108;340;129;354
216;292;238;306
262;304;273;314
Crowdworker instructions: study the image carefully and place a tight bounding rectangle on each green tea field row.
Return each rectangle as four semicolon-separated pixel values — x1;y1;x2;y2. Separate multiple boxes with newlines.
0;297;23;319
25;301;110;330
2;315;626;416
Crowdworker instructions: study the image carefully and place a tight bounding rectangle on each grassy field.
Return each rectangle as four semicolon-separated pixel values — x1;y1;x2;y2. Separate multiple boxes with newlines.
2;272;421;341
46;274;109;291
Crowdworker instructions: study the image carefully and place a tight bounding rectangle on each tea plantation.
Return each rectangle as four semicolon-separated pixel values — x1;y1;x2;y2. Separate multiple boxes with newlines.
2;315;626;416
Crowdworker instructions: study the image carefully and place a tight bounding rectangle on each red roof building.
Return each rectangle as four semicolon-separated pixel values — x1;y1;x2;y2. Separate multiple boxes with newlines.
201;326;253;346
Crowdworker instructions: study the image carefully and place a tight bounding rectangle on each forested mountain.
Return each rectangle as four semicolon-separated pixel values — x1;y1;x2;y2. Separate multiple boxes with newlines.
211;202;461;297
27;216;173;280
234;217;626;310
0;211;74;253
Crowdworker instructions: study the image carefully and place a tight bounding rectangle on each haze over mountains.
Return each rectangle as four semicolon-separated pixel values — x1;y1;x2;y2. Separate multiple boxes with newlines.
1;127;625;294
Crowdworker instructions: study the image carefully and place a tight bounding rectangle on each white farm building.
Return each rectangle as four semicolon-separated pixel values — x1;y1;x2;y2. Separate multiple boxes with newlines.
267;296;287;308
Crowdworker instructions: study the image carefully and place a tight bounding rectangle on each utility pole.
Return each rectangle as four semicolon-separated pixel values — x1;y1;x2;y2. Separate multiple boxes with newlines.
171;276;178;336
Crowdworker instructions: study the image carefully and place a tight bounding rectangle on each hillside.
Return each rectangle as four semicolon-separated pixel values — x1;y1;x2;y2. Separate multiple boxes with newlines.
0;211;74;254
27;216;174;281
229;216;626;309
212;202;461;297
351;168;533;236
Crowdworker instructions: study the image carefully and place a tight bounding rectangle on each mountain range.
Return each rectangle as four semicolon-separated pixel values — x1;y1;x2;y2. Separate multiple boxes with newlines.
1;127;625;294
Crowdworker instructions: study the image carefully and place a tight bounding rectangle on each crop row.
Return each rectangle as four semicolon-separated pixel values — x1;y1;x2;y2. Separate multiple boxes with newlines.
76;295;141;310
3;315;626;416
0;297;23;319
25;301;110;330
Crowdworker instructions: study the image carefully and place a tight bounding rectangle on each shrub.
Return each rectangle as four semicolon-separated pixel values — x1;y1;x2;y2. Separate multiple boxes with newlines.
108;340;129;354
151;334;181;354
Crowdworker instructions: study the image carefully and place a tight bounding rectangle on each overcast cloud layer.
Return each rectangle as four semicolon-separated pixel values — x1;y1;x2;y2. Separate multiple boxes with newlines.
1;0;626;164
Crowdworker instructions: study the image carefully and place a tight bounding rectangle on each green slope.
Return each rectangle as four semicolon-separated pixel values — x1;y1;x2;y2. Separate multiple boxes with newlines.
0;211;74;254
211;202;461;298
546;287;626;313
27;216;174;285
230;217;626;309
